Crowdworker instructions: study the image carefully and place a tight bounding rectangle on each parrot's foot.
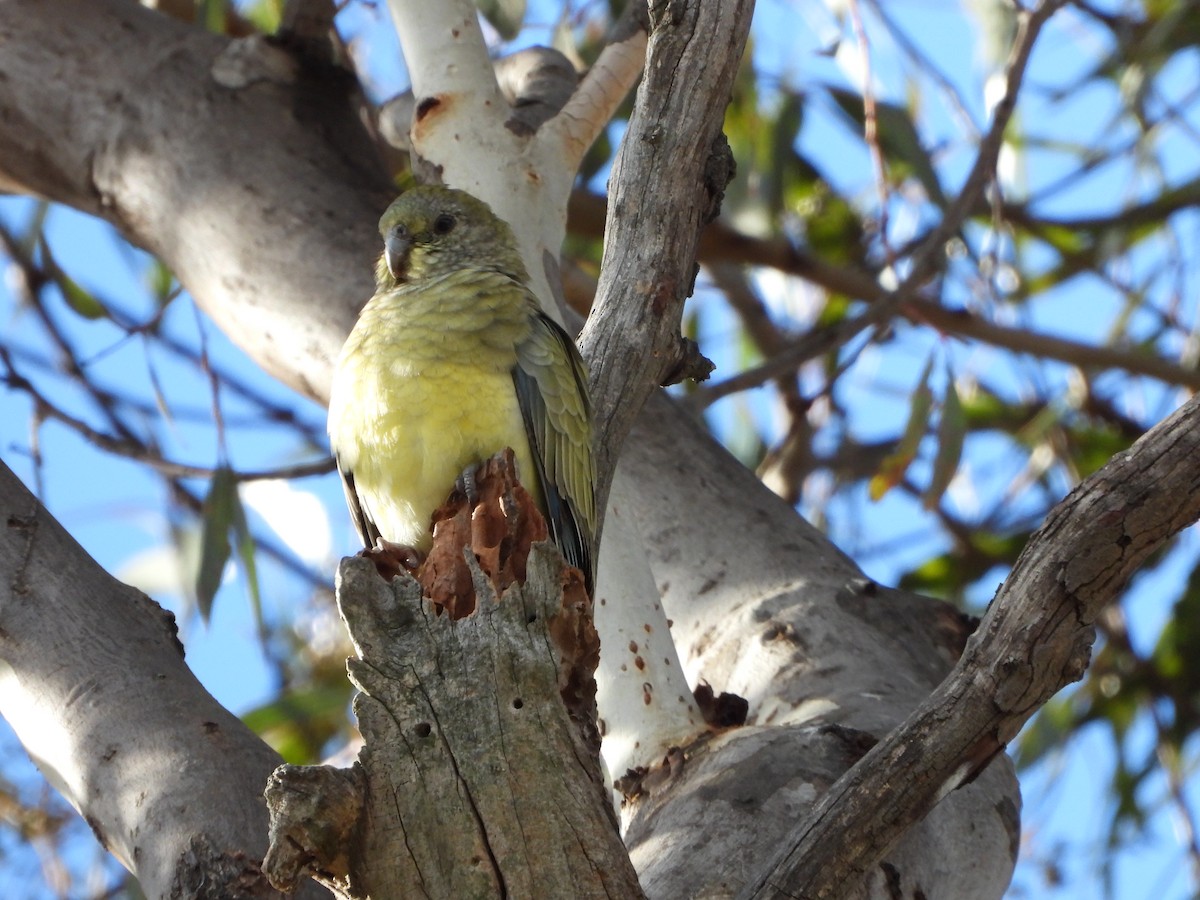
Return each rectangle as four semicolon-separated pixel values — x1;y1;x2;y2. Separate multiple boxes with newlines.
454;465;480;507
361;540;424;581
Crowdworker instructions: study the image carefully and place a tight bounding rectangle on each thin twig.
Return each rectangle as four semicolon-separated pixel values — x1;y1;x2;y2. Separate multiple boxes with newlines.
689;0;1068;408
847;0;895;266
864;0;980;139
0;346;333;483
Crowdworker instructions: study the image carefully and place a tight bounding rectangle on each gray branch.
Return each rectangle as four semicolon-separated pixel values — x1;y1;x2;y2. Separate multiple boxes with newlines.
738;392;1200;897
581;0;754;507
0;460;322;899
0;0;391;400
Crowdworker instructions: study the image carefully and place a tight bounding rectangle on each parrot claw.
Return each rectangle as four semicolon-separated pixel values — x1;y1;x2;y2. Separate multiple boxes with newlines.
361;540;424;581
455;465;480;507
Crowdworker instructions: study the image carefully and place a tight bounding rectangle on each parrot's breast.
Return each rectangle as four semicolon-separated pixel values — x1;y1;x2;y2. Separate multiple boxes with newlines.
329;350;536;550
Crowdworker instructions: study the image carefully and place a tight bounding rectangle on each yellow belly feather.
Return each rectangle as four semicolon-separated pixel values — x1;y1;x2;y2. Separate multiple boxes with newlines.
329;356;536;550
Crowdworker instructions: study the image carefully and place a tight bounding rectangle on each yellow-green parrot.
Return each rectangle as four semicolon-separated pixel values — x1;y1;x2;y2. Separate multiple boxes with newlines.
327;185;595;592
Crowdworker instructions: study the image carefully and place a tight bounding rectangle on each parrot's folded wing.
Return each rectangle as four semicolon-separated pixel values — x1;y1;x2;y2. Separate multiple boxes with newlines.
513;311;596;592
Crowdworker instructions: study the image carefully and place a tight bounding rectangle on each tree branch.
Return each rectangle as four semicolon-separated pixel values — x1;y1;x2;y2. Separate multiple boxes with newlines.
0;0;392;401
694;293;1200;406
581;0;754;509
740;390;1200;898
388;0;498;97
0;4;1029;894
617;393;1020;897
0;460;318;898
267;541;643;898
386;0;504;177
909;299;1200;390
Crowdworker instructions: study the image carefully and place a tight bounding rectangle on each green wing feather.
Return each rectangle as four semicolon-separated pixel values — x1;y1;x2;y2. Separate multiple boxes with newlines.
513;310;596;593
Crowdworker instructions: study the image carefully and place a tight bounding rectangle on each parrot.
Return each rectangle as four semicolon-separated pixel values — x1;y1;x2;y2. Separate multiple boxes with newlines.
327;185;595;593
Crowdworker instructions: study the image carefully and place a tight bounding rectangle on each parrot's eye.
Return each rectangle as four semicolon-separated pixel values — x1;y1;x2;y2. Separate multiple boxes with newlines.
433;214;457;235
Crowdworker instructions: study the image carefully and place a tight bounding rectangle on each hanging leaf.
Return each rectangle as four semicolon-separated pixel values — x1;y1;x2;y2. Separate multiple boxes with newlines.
243;0;284;34
144;352;176;430
197;0;228;34
476;0;525;41
869;354;935;500
38;237;107;320
56;272;106;320
147;259;178;307
923;368;966;509
18;200;50;258
826;85;947;209
231;484;264;637
196;466;238;622
243;685;354;764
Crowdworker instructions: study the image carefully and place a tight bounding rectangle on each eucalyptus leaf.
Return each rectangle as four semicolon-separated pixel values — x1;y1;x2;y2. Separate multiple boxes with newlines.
197;466;237;622
476;0;525;41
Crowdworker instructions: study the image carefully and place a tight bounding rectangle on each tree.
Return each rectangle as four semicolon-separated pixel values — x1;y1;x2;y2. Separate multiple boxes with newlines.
2;0;1198;897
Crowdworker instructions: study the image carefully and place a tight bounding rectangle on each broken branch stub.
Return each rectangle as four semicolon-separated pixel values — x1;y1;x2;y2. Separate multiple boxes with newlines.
264;451;640;899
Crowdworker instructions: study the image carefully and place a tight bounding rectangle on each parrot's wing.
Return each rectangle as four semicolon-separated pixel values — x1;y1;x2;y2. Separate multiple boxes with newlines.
513;311;596;592
336;455;382;550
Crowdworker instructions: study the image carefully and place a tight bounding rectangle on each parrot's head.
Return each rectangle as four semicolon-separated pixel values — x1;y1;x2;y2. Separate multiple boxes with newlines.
375;186;527;289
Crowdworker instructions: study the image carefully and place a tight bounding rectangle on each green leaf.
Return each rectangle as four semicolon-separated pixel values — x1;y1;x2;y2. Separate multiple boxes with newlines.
1151;563;1200;701
38;237;107;320
147;260;177;307
1013;696;1077;768
1068;423;1130;478
815;294;852;328
196;466;238;622
476;0;525;41
1033;223;1089;257
243;0;283;33
957;383;1020;431
1015;403;1062;448
230;485;264;636
243;686;353;764
796;177;865;265
870;354;935;500
923;369;966;509
57;273;106;320
197;0;227;33
144;355;176;431
826;85;947;208
898;553;956;597
18;201;50;258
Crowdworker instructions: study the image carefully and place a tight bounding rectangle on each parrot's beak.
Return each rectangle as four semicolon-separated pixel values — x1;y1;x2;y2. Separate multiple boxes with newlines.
384;229;413;281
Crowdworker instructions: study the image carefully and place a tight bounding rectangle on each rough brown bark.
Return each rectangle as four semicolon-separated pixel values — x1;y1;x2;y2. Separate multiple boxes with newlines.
582;0;754;509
